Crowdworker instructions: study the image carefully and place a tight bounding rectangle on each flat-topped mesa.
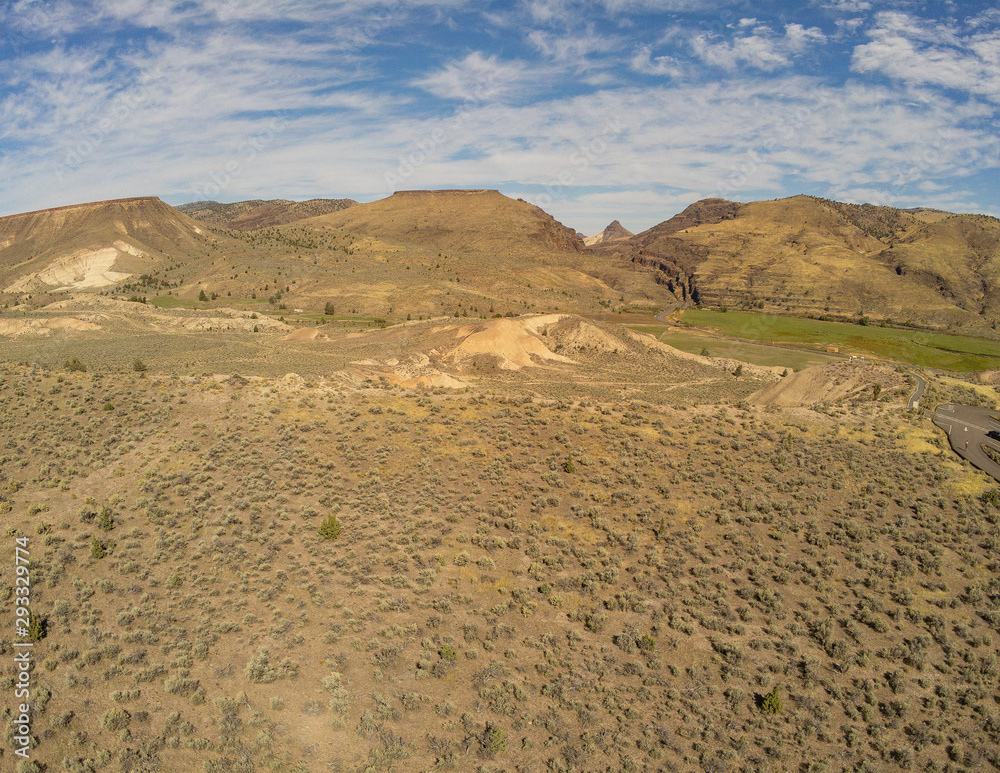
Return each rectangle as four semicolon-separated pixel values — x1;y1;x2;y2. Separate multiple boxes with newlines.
390;189;500;196
303;188;584;255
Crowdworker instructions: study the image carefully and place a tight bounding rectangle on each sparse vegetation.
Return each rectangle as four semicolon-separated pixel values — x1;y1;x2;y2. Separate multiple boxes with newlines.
1;190;1000;772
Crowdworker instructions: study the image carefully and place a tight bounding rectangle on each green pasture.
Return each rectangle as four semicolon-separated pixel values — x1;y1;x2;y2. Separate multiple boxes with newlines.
659;331;831;371
677;310;1000;371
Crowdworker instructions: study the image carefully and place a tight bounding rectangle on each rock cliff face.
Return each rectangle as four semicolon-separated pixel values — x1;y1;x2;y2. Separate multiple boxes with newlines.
590;195;1000;332
586;199;740;304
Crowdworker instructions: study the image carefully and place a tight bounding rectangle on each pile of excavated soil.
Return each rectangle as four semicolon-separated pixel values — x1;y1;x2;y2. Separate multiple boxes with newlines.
750;361;906;407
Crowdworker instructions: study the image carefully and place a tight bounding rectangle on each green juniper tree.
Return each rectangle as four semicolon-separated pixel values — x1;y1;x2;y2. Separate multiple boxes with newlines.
319;513;342;541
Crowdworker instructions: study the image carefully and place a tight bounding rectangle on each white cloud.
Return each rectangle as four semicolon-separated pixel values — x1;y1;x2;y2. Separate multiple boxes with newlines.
0;0;996;228
527;28;620;70
412;52;538;102
784;23;828;52
823;0;871;12
852;12;1000;103
629;45;683;78
687;21;827;72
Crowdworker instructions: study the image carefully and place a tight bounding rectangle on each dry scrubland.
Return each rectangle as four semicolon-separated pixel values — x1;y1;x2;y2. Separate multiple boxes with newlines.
3;360;1000;773
4;191;1000;773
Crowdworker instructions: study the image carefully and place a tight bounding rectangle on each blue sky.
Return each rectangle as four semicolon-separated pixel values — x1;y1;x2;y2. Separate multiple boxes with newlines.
1;0;997;234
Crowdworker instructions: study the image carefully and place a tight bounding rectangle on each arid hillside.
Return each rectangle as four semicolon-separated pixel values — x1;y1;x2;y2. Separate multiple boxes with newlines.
1;355;999;772
0;192;669;318
177;198;357;230
594;196;1000;333
3;185;1000;773
5;190;1000;337
0;197;224;295
301;189;586;256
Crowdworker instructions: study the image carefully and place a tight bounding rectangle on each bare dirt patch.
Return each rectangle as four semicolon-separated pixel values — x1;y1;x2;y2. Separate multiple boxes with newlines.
443;317;575;370
0;316;102;336
750;360;907;406
4;247;134;292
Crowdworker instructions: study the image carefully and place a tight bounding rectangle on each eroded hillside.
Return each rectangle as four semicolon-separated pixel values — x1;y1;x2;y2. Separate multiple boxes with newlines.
595;196;1000;334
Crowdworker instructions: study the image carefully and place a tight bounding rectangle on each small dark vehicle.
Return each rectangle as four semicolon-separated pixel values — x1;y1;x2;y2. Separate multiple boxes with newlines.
987;430;1000;441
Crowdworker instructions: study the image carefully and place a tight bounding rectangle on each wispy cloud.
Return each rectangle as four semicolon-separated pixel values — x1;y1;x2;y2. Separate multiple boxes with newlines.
629;45;684;78
689;20;827;72
412;52;539;103
0;0;997;232
852;11;1000;103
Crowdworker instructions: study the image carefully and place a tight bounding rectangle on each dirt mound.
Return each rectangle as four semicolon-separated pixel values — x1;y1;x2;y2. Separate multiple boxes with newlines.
520;314;626;354
750;361;906;407
349;353;469;389
442;317;574;370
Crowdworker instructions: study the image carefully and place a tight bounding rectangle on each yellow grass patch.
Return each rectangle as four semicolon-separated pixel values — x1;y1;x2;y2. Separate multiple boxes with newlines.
946;468;993;499
898;425;946;456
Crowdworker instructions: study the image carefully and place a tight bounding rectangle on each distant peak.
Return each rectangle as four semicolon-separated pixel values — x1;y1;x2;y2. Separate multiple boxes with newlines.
584;219;634;246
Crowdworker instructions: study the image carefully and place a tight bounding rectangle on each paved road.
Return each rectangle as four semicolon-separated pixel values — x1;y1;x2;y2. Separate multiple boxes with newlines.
654;306;990;478
932;404;1000;483
907;373;927;411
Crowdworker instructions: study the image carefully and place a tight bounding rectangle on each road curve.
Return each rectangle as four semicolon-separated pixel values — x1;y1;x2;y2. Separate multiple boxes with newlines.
932;404;1000;483
907;373;927;411
654;307;993;478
